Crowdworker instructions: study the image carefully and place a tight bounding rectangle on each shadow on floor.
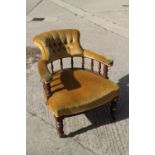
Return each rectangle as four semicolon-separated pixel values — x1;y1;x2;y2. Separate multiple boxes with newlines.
67;74;129;137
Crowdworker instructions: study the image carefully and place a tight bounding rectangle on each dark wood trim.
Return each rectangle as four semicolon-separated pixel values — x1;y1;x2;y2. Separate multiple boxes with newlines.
104;64;108;79
50;56;110;76
43;82;51;98
51;62;54;73
54;116;64;137
71;56;73;69
60;58;63;70
98;62;101;75
91;59;94;72
82;56;84;69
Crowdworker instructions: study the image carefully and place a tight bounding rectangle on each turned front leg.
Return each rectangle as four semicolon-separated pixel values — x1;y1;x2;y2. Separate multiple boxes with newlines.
54;116;64;137
110;97;118;121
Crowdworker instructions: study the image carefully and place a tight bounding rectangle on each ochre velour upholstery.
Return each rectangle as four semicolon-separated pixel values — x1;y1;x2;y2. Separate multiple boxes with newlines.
48;69;119;117
33;29;83;62
33;29;113;83
33;29;119;117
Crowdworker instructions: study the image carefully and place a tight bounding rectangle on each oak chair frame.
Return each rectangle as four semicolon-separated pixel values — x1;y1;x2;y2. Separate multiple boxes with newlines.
43;56;119;137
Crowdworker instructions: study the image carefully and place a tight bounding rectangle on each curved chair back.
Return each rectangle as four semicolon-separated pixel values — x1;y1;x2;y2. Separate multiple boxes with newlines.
33;29;83;62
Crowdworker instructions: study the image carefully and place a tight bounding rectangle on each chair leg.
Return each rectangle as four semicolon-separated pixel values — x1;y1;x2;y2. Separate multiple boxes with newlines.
54;116;64;137
110;97;118;121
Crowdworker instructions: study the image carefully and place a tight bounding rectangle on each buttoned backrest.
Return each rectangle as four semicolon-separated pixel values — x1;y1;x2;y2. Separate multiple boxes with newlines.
33;29;83;62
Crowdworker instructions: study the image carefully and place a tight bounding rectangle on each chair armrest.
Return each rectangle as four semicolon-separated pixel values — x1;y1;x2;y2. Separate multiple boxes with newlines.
83;49;113;66
38;60;52;83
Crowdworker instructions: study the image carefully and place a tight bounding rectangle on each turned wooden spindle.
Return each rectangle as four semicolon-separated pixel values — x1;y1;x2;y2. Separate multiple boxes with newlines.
91;59;94;72
43;82;51;98
98;62;101;75
60;58;63;70
103;64;108;79
51;62;54;73
71;56;73;69
82;56;84;69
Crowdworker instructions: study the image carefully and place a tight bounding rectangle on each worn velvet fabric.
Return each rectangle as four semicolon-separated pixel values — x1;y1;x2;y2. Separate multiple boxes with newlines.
33;29;113;83
33;29;120;117
47;69;119;117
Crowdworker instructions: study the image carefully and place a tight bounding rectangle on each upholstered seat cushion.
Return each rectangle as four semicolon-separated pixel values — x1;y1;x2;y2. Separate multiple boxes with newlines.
47;69;119;117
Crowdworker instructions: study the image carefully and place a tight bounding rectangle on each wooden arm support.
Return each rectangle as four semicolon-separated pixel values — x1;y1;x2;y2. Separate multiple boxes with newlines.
82;49;111;79
83;49;113;66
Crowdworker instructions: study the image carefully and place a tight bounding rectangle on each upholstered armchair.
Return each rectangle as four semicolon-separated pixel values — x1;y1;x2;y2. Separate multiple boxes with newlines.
33;29;119;137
